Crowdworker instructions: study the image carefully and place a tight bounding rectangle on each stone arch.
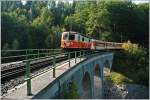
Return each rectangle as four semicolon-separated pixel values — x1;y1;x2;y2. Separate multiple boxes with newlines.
94;64;102;98
81;72;91;98
103;60;111;76
94;64;101;77
104;60;110;68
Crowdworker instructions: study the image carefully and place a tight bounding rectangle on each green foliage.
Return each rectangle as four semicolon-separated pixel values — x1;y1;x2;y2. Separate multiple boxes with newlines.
1;0;149;49
31;7;54;48
1;11;30;49
44;26;61;49
32;7;53;28
1;1;21;12
86;8;111;39
122;41;147;58
2;43;11;59
65;10;87;33
113;41;148;86
62;81;79;99
101;32;112;41
105;1;149;47
12;39;19;50
2;43;10;50
109;71;133;85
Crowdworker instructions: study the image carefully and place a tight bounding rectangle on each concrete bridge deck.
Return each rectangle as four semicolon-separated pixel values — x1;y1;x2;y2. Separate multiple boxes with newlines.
2;57;86;99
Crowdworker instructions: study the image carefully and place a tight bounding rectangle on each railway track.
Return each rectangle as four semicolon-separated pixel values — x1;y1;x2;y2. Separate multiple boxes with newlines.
1;50;101;81
1;55;64;96
1;54;68;82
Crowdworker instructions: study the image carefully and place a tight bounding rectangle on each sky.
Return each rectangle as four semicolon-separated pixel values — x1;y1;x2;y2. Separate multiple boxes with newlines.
21;0;74;5
21;0;149;5
21;0;27;5
132;0;149;4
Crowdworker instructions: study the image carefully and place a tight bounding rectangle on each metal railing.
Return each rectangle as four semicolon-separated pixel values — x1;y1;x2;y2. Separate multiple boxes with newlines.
1;49;62;64
23;50;99;95
2;49;100;95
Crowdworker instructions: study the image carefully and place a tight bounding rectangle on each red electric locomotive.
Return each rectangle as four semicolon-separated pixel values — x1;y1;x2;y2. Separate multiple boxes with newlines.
61;31;92;50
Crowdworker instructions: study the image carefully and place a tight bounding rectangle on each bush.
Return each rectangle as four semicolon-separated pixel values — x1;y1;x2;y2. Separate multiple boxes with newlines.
112;41;148;86
122;41;147;58
62;81;79;99
110;72;133;85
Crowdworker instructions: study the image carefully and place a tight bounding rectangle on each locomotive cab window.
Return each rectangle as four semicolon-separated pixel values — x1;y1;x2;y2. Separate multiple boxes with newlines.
63;33;68;40
69;34;75;40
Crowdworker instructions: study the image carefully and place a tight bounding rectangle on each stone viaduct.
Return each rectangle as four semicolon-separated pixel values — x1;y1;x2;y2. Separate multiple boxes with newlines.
33;52;114;99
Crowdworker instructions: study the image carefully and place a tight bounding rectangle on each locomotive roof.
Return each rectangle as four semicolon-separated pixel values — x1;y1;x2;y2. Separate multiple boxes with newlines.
62;31;92;39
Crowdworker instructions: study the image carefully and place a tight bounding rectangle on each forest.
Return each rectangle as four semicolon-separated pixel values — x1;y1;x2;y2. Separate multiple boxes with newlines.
1;0;149;50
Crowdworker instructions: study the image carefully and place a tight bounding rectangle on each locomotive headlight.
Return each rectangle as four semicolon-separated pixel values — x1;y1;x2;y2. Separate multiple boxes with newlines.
66;42;70;46
64;41;73;47
64;42;66;46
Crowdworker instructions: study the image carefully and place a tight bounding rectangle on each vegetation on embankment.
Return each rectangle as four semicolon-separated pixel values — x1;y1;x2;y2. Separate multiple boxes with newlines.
109;71;133;85
112;41;149;87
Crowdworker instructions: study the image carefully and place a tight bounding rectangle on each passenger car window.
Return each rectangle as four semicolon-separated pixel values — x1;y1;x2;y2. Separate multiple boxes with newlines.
84;37;87;42
80;36;82;41
89;39;91;42
69;34;75;40
78;35;80;41
82;37;84;41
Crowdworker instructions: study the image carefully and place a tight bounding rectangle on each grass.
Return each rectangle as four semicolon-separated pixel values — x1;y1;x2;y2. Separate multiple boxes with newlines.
109;71;133;86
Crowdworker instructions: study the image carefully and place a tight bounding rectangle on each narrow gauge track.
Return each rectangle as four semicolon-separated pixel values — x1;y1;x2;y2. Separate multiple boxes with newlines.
1;54;68;83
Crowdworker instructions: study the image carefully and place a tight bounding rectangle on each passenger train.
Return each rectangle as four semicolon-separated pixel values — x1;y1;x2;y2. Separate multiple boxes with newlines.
61;31;122;50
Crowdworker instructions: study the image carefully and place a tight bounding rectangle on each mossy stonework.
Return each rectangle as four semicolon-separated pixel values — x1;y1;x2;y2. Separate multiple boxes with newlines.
62;81;79;99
